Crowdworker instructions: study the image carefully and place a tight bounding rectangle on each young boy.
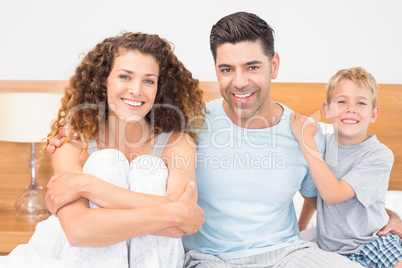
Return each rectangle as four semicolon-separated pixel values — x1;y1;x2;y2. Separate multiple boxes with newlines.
290;66;402;268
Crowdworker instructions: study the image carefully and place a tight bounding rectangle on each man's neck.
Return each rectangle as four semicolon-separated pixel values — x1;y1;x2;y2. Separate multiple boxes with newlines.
223;100;284;129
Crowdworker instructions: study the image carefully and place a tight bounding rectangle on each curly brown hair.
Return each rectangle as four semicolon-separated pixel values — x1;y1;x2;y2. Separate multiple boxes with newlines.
44;32;206;149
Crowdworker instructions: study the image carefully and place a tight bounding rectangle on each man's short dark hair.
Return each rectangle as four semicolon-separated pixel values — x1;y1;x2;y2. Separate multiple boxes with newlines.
210;11;275;62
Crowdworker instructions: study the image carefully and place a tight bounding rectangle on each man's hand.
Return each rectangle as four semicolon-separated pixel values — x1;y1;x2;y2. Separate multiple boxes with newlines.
378;209;402;238
47;128;79;153
46;172;89;215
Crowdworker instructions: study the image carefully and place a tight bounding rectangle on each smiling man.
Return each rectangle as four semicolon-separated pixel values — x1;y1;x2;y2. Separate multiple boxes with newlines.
216;40;280;128
182;11;364;267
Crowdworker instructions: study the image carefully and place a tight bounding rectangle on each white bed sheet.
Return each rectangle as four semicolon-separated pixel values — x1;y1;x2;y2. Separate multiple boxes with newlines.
0;216;67;268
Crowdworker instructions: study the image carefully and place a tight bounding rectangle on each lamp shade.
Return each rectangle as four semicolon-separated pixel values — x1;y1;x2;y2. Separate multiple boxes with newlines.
0;92;63;143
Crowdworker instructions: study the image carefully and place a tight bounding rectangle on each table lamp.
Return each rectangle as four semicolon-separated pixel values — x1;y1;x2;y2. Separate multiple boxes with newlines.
0;92;63;222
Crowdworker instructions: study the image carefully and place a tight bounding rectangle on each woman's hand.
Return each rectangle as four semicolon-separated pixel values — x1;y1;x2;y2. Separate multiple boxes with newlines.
174;181;205;235
151;181;204;238
46;172;90;216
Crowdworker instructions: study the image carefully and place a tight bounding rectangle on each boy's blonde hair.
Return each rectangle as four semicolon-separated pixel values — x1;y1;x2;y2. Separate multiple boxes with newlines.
326;67;378;106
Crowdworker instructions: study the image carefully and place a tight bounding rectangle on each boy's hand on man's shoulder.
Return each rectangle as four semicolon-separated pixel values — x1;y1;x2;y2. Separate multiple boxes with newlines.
290;113;318;143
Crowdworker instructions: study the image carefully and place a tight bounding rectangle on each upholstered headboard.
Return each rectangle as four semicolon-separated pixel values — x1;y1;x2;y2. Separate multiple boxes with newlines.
0;80;401;190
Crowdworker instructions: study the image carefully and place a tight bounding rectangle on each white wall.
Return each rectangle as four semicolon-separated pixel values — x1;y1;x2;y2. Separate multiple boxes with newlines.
1;0;401;84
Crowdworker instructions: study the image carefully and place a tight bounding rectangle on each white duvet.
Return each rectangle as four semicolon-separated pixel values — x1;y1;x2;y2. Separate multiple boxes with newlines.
1;191;402;268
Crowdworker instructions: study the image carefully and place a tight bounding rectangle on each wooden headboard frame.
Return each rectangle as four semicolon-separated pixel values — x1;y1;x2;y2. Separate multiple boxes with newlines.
0;80;401;190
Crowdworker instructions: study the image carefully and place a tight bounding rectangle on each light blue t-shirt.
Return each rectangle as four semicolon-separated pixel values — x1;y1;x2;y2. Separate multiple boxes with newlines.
182;98;325;260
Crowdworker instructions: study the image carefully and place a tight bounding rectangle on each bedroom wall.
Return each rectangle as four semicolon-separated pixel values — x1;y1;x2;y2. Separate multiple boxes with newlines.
0;0;401;84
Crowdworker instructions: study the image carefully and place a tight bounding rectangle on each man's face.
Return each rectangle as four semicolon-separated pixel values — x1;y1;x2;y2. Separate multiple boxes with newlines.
215;40;279;124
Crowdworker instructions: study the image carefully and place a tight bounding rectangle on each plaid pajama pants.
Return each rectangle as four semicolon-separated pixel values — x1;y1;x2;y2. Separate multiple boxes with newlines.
345;234;402;268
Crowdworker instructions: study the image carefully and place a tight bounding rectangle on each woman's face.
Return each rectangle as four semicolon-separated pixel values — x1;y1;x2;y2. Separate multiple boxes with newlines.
106;50;159;122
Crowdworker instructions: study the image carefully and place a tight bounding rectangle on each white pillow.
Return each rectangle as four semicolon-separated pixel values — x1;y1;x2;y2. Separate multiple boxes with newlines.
385;190;402;218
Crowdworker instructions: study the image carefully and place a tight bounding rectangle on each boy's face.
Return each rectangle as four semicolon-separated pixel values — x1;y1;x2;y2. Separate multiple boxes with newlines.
322;79;380;146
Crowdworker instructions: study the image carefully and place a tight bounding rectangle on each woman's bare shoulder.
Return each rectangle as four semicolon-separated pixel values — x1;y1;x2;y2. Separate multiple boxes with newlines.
161;132;196;156
52;141;88;173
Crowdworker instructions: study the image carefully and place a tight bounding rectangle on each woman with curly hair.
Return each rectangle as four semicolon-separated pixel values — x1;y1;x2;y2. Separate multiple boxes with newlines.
31;32;205;267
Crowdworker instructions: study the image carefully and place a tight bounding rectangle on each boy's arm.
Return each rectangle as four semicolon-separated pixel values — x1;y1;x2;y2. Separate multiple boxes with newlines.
290;113;355;205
